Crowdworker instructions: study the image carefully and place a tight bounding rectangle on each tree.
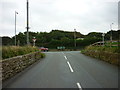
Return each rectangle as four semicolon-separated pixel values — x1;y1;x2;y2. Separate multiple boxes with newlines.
2;36;12;46
4;29;118;48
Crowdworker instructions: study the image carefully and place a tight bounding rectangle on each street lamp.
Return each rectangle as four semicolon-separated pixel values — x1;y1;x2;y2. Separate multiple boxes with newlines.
15;11;18;46
74;29;76;48
110;23;114;47
110;23;114;42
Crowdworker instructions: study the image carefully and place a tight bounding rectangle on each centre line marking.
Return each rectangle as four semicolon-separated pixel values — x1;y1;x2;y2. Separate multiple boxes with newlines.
64;56;67;60
77;82;82;90
62;52;64;54
67;61;74;72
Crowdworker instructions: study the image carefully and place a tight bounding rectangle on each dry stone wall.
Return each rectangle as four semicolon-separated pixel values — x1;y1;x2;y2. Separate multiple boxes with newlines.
1;51;42;81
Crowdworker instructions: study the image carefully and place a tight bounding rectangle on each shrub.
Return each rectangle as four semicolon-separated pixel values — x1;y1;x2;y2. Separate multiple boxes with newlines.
40;53;46;58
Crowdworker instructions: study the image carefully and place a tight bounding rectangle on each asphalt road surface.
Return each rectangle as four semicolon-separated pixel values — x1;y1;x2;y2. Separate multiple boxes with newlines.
3;51;118;89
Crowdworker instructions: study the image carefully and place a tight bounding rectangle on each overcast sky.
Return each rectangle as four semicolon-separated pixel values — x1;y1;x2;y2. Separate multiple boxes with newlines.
0;0;119;37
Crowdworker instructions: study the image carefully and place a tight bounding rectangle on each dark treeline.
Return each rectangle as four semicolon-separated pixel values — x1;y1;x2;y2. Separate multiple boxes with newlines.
2;30;119;49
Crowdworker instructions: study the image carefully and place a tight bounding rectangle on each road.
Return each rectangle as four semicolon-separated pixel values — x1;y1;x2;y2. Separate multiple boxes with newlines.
3;51;118;89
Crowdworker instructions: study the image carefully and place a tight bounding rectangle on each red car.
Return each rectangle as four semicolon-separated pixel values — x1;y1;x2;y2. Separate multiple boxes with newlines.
40;47;48;52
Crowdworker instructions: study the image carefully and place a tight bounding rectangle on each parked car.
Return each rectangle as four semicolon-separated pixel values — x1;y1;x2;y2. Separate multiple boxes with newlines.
40;47;48;52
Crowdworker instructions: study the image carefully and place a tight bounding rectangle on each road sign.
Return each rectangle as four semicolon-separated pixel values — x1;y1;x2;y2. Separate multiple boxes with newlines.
32;37;36;42
102;33;105;37
32;38;36;42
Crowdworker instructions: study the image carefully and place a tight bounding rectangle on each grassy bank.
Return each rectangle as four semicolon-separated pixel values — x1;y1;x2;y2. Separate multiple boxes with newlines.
82;46;120;66
2;46;45;59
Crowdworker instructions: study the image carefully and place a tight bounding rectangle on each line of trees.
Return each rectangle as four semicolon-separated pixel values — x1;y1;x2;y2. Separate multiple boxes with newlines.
2;30;119;49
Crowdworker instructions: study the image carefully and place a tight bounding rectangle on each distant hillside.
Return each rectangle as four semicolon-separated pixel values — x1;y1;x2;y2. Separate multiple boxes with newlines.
2;30;120;48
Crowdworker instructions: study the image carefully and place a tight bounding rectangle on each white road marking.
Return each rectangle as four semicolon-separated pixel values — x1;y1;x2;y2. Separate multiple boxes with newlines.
62;52;67;60
64;56;67;60
62;52;65;56
77;82;82;90
67;61;74;72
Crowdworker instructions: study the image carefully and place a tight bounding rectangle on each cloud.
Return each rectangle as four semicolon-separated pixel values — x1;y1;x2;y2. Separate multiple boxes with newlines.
0;0;118;37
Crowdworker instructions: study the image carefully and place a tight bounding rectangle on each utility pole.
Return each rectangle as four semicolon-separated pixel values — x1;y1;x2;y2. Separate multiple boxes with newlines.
26;0;30;45
15;11;18;46
74;29;76;49
118;2;120;49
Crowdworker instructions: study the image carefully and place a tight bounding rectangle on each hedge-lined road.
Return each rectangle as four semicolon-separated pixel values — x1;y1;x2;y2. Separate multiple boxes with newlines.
4;51;118;88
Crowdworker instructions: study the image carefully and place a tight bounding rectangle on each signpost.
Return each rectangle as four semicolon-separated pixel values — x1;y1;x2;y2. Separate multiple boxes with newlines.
74;29;76;48
102;33;105;46
57;46;65;51
32;37;36;47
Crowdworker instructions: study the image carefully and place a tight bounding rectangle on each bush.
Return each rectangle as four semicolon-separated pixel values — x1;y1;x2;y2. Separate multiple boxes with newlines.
40;53;46;58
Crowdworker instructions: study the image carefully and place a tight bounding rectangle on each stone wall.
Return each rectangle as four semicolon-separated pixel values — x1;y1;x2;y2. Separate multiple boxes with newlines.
1;51;43;81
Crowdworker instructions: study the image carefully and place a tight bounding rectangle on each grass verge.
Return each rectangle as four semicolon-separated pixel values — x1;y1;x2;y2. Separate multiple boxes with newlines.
81;46;120;66
2;46;42;59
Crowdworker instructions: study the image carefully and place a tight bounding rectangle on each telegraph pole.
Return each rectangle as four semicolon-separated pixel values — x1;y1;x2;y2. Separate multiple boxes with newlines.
26;0;30;45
